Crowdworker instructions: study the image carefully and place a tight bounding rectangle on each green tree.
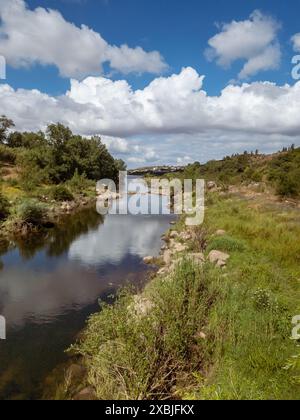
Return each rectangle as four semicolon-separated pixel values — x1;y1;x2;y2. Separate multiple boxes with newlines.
0;116;15;144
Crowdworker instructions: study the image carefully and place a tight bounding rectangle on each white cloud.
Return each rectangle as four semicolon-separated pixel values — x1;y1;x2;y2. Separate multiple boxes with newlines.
1;67;300;165
206;10;281;79
0;0;167;78
292;33;300;52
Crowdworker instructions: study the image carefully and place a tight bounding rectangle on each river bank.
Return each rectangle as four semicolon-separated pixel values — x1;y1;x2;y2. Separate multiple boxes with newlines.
56;189;300;401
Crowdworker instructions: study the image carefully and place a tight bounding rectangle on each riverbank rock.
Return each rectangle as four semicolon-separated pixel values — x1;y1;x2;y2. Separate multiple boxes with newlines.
163;250;172;265
143;256;155;265
169;231;179;239
208;250;230;267
189;253;205;264
215;229;226;236
207;181;217;190
74;387;96;401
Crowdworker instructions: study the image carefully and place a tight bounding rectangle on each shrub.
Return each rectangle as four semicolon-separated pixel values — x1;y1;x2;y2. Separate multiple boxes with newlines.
0;193;10;220
17;200;47;225
207;235;247;253
51;185;74;202
0;145;17;164
66;170;93;194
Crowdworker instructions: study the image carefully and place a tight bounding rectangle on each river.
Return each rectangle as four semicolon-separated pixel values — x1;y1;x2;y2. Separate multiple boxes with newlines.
0;180;174;400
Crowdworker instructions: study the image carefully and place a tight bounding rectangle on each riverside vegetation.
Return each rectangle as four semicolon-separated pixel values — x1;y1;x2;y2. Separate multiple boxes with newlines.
0;115;126;243
57;149;300;400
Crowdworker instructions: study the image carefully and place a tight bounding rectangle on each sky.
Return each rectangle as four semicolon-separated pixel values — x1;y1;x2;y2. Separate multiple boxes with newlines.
0;0;300;167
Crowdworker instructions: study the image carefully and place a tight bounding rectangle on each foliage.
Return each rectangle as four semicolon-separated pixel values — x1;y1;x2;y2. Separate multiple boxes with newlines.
206;235;247;253
66;170;94;194
51;185;74;202
17;199;48;225
71;194;300;401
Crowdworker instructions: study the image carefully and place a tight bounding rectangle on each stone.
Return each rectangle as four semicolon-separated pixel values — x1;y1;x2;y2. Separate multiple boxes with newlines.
173;243;188;253
169;231;179;239
195;331;207;340
163;250;172;265
207;181;217;190
215;229;226;236
74;387;96;401
189;253;205;264
143;256;155;264
208;250;230;267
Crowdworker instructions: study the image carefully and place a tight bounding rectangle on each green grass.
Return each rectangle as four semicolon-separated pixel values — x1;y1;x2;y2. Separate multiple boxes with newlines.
68;193;299;400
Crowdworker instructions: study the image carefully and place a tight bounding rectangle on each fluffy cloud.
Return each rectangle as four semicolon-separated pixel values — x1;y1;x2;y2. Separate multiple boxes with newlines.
292;33;300;52
1;67;300;165
0;0;167;78
206;10;281;79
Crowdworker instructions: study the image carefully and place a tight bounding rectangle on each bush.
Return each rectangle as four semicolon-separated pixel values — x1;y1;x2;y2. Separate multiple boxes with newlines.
66;170;93;194
0;193;10;220
51;185;74;202
207;235;247;253
0;145;17;164
17;200;47;225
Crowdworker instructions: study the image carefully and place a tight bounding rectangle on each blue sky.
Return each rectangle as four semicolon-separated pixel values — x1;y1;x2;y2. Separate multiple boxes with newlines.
8;0;300;94
1;0;300;166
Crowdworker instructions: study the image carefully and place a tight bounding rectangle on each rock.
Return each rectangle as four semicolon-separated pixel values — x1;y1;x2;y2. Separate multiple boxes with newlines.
179;231;193;241
157;268;168;276
189;253;205;264
169;231;179;239
195;331;207;340
74;387;96;401
163;250;172;265
215;229;226;236
207;181;217;190
173;243;188;253
208;250;230;267
143;256;155;265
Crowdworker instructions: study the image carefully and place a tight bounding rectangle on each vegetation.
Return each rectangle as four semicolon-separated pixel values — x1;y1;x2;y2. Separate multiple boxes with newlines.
69;192;300;400
165;146;300;199
0;116;126;235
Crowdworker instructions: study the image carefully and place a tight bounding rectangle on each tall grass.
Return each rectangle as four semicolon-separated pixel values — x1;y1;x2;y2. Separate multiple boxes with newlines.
70;193;300;400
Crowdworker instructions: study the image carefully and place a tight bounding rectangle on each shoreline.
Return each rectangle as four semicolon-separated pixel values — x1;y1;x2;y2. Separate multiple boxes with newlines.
51;188;300;401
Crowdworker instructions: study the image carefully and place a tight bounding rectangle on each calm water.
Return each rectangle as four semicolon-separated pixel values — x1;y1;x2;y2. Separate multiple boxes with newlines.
0;185;174;399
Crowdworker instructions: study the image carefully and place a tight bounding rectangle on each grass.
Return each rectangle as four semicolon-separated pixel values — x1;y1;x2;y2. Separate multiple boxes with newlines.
68;192;300;400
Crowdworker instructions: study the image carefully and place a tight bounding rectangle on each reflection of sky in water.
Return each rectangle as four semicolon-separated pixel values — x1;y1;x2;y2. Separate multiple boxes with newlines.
0;179;175;399
0;191;173;328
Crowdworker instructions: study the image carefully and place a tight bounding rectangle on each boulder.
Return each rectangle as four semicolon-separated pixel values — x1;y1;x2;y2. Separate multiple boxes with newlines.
74;387;96;401
208;250;230;267
215;229;226;236
173;243;188;253
169;231;179;239
189;253;205;264
207;181;217;190
163;250;172;266
143;256;155;265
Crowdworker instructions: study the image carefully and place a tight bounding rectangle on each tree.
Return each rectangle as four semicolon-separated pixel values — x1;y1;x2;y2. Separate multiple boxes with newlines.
0;116;15;144
115;159;127;172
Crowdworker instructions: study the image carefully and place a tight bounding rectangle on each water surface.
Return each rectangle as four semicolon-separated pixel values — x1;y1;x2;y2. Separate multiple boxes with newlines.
0;187;174;399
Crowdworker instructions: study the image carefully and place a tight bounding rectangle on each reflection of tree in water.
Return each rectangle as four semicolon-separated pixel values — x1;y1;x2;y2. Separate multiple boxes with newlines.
47;207;103;257
0;236;10;270
13;207;104;261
